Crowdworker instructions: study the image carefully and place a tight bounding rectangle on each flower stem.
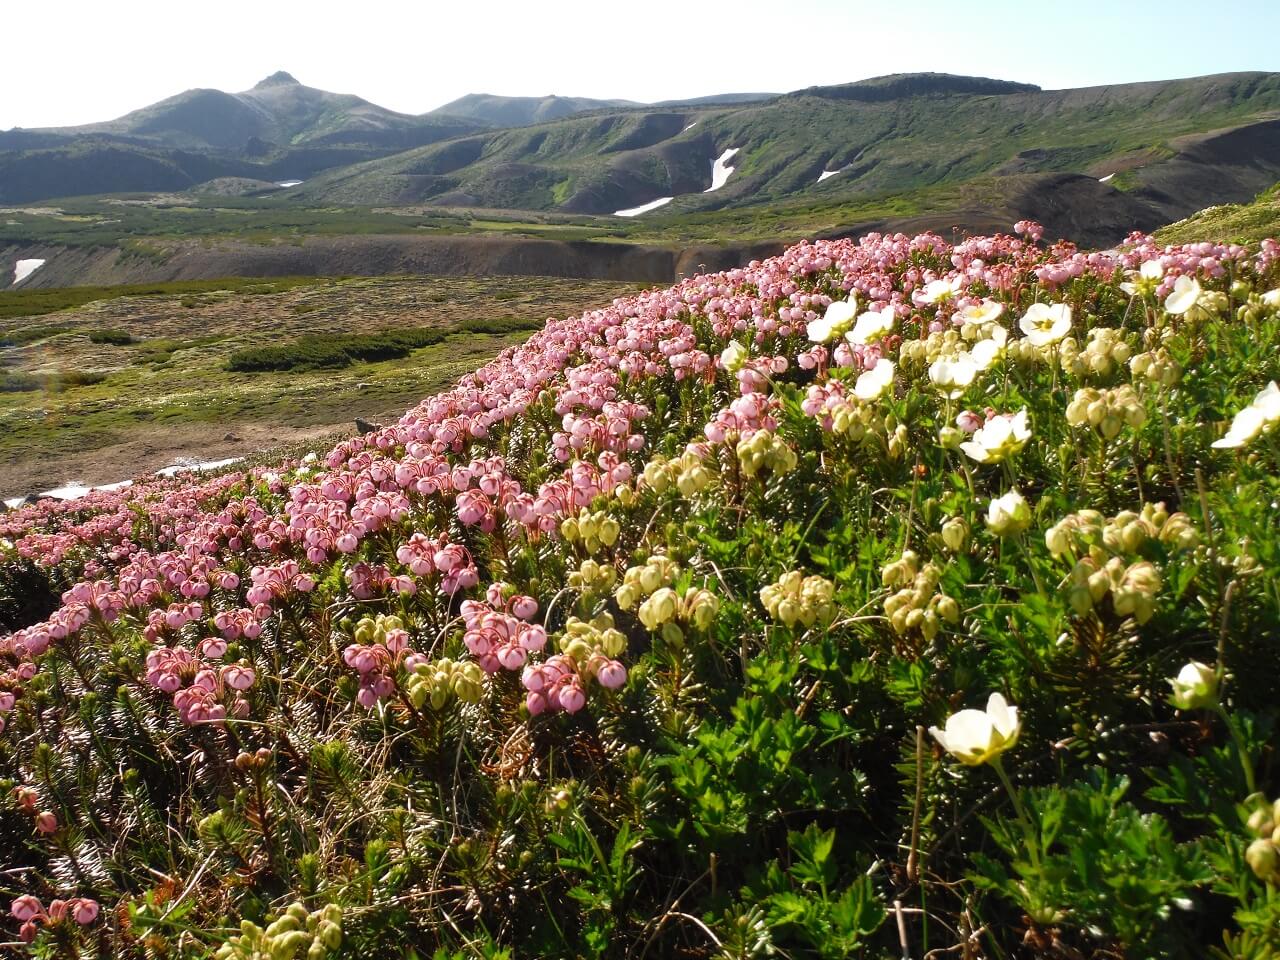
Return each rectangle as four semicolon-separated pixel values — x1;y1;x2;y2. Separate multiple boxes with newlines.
991;756;1039;869
1215;705;1257;796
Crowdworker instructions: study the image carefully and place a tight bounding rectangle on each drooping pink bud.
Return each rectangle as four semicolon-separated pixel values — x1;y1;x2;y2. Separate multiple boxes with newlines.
11;894;43;922
71;898;99;925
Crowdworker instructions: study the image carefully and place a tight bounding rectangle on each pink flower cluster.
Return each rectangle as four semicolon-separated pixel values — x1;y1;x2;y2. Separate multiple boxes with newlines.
10;894;98;942
460;591;547;673
3;222;1277;745
522;649;627;717
144;645;255;725
704;392;780;444
12;785;58;835
343;627;421;708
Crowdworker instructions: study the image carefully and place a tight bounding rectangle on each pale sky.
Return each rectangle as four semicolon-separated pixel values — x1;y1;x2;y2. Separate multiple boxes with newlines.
4;0;1280;130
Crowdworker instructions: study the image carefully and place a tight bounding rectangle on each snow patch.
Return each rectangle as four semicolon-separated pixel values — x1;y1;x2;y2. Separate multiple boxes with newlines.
275;179;304;188
682;122;698;132
12;460;241;508
155;457;244;478
615;197;674;217
11;259;45;286
704;148;740;192
1099;173;1115;183
38;483;94;501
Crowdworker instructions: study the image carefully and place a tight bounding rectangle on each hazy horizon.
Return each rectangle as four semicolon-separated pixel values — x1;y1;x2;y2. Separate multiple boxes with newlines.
4;0;1280;130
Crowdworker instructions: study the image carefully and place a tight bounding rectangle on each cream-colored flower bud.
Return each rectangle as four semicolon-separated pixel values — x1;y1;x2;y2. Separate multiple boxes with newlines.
1246;838;1279;882
661;621;685;648
941;516;970;552
936;595;960;623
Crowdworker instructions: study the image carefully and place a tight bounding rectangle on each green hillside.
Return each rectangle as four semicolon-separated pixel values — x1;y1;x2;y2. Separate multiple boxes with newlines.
0;74;485;204
296;72;1280;222
1157;181;1280;243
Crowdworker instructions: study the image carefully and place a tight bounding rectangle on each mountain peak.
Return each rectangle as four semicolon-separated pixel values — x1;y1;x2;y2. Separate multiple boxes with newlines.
253;71;300;89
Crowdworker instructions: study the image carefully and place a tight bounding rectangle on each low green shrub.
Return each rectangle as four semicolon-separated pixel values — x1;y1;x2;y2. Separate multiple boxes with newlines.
0;324;72;347
87;328;134;345
225;316;539;373
0;369;107;392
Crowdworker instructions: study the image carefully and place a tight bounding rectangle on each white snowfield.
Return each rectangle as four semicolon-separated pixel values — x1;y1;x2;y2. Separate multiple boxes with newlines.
11;259;45;286
682;122;698;132
614;196;674;217
12;458;245;507
704;148;740;192
154;457;244;478
275;179;304;188
817;165;851;183
34;483;94;501
1099;173;1115;183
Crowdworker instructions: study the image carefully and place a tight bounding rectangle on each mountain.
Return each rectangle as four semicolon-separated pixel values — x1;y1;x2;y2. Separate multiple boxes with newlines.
37;72;477;152
428;94;641;128
0;73;485;203
296;71;1280;230
428;91;777;128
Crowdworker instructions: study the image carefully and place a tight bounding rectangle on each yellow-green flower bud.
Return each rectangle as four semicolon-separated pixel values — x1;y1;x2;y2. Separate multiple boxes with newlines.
941;517;969;553
1246;838;1279;882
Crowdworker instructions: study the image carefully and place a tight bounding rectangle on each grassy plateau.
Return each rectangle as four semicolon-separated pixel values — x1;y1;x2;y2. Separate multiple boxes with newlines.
0;275;640;494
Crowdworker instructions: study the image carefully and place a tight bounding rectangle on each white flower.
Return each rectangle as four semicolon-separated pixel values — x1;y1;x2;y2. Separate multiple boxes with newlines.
853;359;895;401
1019;302;1073;347
1164;275;1202;315
971;325;1008;370
957;299;1005;327
929;692;1022;766
1120;259;1164;296
960;409;1031;464
720;340;748;373
1261;288;1280;308
846;306;896;345
928;354;978;398
809;295;858;343
918;277;964;305
1212;381;1280;449
1168;661;1218;710
986;489;1031;537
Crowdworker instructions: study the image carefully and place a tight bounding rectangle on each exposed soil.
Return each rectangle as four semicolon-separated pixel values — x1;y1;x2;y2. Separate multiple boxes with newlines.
3;420;349;498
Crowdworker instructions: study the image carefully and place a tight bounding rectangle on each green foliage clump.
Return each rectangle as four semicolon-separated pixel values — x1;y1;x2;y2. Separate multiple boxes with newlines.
86;328;134;345
225;316;539;372
0;369;106;392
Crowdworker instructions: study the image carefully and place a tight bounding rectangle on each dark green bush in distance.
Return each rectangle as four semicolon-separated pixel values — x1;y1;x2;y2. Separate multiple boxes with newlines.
0;325;72;347
87;328;135;345
225;316;540;373
0;369;107;392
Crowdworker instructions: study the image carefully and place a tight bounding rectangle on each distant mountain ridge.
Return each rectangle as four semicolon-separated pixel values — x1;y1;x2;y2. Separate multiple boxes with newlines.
428;91;778;128
0;73;485;203
4;69;1280;247
23;71;477;152
296;71;1280;232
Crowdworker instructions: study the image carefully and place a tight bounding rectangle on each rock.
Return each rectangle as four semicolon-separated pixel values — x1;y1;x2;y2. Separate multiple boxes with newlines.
223;433;242;442
355;418;381;435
